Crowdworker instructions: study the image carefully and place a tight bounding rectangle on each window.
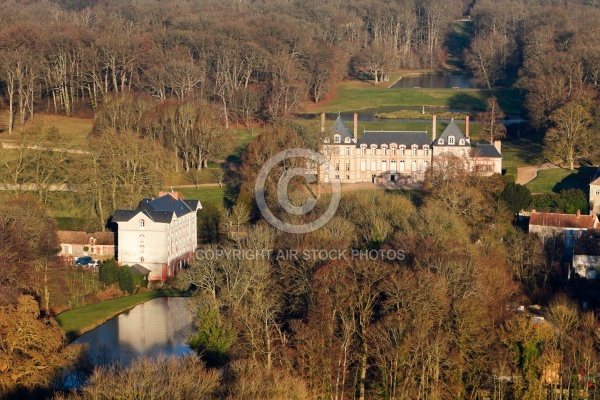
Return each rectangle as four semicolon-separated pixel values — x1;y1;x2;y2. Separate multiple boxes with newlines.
334;148;340;156
391;148;396;156
345;162;350;172
346;175;350;180
459;139;465;145
399;146;405;156
438;139;444;145
334;135;341;143
411;160;417;171
449;136;455;145
424;160;429;171
412;146;418;156
140;257;144;263
381;145;388;156
324;138;330;143
360;159;366;171
139;219;145;228
371;146;377;155
345;147;350;156
139;234;145;243
140;245;145;253
324;162;330;171
344;137;351;143
381;160;388;171
361;147;367;155
424;146;429;156
596;189;600;195
335;162;340;171
399;160;405;172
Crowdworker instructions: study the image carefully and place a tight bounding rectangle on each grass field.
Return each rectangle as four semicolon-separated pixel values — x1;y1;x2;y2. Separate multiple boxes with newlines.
175;186;228;207
304;80;524;116
0;111;93;147
55;289;183;340
526;167;597;193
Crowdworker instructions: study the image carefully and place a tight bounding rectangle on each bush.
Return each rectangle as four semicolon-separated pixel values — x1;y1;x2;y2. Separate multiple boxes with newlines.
98;259;119;286
499;182;532;214
532;189;588;214
117;267;134;294
188;306;235;368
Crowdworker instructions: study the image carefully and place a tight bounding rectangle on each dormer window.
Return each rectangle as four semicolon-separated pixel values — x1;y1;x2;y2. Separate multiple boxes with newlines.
140;219;145;229
344;137;351;143
411;145;418;156
449;136;455;145
360;145;367;155
381;144;388;155
324;137;330;143
399;145;406;156
423;145;429;156
438;138;444;145
371;145;377;155
459;139;465;145
334;135;341;143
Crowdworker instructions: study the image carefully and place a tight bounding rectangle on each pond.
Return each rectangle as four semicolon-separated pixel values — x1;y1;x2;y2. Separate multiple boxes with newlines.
390;73;473;89
73;296;194;367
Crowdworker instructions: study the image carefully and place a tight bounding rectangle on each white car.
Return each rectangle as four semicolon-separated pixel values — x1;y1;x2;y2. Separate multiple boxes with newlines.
88;260;100;268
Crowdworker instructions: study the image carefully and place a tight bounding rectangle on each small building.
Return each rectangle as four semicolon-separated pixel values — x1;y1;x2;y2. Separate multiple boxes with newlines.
112;191;201;282
57;231;115;258
589;167;600;216
529;210;599;248
571;255;600;279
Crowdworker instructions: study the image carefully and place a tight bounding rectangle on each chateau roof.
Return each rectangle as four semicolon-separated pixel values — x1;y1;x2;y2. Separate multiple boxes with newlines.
329;115;354;142
472;143;502;158
112;193;201;224
435;120;470;146
529;211;598;229
358;131;431;148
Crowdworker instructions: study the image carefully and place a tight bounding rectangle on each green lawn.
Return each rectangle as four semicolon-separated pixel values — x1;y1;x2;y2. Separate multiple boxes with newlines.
55;289;183;340
176;186;228;207
502;138;546;169
306;80;524;116
526;167;597;193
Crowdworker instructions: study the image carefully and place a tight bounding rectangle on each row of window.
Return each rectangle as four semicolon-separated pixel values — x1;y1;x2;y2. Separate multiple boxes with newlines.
326;160;428;172
329;134;467;147
325;146;429;157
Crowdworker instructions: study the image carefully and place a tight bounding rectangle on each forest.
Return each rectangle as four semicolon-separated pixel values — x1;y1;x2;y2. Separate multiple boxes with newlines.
1;0;600;399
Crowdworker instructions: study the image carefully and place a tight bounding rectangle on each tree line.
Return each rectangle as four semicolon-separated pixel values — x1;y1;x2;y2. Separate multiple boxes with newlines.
0;0;469;130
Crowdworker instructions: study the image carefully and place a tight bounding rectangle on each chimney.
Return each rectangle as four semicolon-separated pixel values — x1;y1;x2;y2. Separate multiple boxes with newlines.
465;116;470;138
353;113;358;141
432;115;437;141
320;113;325;133
494;140;501;154
577;209;581;218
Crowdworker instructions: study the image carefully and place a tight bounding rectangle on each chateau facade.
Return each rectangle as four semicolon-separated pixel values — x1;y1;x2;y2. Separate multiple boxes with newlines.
319;114;502;184
113;191;201;282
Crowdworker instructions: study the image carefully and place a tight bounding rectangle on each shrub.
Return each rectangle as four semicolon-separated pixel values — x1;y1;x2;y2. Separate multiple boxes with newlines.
117;267;134;294
98;259;119;286
499;182;532;214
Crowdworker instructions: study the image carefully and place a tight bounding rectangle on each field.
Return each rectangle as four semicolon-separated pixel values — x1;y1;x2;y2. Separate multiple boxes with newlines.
304;80;525;117
55;289;183;340
526;167;597;193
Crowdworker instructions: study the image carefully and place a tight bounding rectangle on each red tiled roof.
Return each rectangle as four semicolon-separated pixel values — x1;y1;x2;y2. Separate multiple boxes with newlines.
529;212;598;229
56;231;115;245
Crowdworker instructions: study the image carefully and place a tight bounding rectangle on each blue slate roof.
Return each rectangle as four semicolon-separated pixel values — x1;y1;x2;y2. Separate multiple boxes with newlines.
358;131;431;148
328;115;354;143
112;193;200;224
472;143;502;158
435;120;470;146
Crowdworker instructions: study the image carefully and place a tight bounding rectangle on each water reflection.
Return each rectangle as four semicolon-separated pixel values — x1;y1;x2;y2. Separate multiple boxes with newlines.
390;73;473;89
73;297;194;367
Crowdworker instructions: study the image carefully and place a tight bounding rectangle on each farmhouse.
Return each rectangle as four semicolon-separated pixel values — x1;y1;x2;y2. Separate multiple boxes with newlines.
112;191;201;282
528;210;599;249
319;114;502;184
57;231;115;258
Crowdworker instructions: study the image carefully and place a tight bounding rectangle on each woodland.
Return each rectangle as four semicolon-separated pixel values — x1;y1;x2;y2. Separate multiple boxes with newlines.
1;0;600;399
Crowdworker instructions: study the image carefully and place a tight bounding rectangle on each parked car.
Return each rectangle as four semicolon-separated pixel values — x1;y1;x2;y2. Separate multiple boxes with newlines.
75;256;92;266
88;260;100;268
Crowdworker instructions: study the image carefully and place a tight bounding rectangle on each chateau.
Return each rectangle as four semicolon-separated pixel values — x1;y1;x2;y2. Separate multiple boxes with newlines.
319;114;502;184
113;191;201;282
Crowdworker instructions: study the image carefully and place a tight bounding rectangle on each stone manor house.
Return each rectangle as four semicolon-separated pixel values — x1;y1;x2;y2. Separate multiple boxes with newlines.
318;114;502;184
